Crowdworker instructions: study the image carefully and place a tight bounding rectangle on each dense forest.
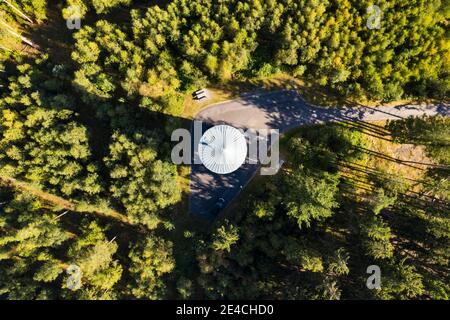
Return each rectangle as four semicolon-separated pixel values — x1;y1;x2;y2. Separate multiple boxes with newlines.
0;0;449;299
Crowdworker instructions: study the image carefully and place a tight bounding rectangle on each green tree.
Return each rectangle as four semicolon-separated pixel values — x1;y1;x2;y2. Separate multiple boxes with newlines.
104;131;180;229
211;220;239;252
127;237;175;299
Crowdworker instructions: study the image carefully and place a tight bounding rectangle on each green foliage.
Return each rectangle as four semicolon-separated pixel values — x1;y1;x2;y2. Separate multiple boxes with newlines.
193;119;448;300
0;189;121;299
211;220;239;252
0;192;70;260
104;131;180;229
371;188;397;215
64;0;132;18
283;168;340;229
284;241;324;272
376;260;425;299
327;248;350;276
0;0;448;301
0;57;103;199
71;0;449;104
1;0;46;23
128;236;175;299
361;215;394;260
176;277;193;299
387;116;450;164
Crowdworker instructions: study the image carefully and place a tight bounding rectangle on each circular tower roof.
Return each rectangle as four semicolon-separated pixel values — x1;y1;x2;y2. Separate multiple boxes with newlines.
198;125;247;174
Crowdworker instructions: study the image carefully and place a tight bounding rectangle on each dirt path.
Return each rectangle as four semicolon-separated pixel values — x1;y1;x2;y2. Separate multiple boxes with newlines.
0;176;131;225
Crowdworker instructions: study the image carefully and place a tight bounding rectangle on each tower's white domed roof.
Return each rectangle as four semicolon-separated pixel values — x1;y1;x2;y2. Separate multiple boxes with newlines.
198;125;247;174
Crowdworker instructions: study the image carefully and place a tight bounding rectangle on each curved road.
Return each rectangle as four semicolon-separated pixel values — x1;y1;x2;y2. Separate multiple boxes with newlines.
189;90;449;219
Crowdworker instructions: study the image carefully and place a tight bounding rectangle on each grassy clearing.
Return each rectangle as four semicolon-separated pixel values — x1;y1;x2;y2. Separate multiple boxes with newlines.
354;121;433;193
335;120;432;197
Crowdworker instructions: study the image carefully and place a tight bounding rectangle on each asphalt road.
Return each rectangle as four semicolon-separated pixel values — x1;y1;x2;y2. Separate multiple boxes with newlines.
189;90;449;219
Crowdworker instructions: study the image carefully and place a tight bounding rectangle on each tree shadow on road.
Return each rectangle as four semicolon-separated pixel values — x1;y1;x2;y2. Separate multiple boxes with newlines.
191;90;449;219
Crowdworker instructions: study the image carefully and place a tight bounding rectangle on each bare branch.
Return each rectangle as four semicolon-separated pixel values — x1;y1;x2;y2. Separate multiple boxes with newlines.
0;19;34;47
2;0;33;24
